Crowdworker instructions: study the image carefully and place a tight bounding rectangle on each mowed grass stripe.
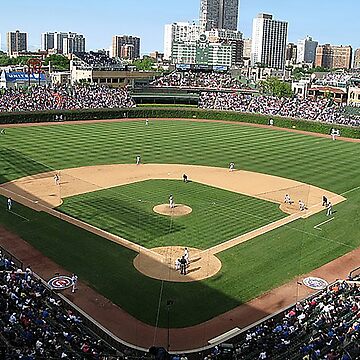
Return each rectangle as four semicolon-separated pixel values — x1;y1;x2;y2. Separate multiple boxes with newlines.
58;180;286;249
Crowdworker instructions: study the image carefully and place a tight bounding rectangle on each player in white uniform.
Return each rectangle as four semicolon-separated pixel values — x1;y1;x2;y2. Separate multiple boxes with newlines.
284;194;292;204
183;247;189;265
136;155;141;165
299;200;305;211
326;202;333;216
229;162;235;172
71;274;78;293
7;198;12;211
145;119;149;126
54;173;60;185
169;194;174;209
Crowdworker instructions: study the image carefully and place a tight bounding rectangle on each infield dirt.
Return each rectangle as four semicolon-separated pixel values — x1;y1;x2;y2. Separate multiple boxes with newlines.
0;164;345;283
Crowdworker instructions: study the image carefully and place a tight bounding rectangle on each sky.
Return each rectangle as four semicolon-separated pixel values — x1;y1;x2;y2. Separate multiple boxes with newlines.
0;0;358;54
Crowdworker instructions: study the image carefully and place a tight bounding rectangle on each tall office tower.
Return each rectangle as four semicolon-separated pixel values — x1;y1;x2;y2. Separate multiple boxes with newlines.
251;13;288;69
7;30;27;55
164;22;201;60
41;32;55;51
354;49;360;69
199;0;240;31
63;33;86;55
286;43;297;64
315;44;352;69
112;35;140;59
296;36;318;64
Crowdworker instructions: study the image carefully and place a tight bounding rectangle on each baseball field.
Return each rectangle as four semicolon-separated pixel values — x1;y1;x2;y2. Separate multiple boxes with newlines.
0;118;359;339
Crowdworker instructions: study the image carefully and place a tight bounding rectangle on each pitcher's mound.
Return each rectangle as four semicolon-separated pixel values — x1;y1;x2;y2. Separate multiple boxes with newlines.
133;246;222;282
153;204;192;217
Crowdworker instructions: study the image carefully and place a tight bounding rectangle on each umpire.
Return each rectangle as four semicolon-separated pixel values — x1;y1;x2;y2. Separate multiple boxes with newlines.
180;256;187;275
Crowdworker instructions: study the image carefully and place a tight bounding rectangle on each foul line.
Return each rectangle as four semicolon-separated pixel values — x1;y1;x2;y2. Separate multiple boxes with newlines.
8;210;30;222
314;217;334;231
341;185;360;196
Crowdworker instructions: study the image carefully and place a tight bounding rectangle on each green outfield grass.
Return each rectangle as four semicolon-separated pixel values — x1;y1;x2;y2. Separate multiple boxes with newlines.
58;179;285;249
0;119;359;327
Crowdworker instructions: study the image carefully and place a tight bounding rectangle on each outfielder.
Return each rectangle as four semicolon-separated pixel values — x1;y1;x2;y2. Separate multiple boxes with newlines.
229;162;235;172
136;155;141;165
169;194;174;209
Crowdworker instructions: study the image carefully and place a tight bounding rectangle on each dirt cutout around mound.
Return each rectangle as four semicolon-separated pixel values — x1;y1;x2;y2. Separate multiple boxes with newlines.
0;164;346;283
153;204;192;217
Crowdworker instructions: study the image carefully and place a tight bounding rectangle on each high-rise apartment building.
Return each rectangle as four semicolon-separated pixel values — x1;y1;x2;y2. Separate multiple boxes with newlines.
164;23;201;60
315;44;352;69
41;32;85;54
199;0;239;31
251;14;288;69
296;36;318;64
63;34;86;55
7;30;27;55
112;35;140;59
286;43;297;64
353;49;360;69
243;38;252;59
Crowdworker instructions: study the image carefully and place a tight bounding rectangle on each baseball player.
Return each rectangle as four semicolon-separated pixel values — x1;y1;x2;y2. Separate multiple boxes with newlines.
0;129;5;135
284;194;292;204
54;173;60;185
229;162;235;172
322;195;328;207
169;194;174;209
136;155;141;165
71;274;78;293
183;174;188;183
145;119;149;126
299;200;306;211
175;258;181;271
331;128;337;141
183;247;189;265
7;197;12;211
326;201;333;216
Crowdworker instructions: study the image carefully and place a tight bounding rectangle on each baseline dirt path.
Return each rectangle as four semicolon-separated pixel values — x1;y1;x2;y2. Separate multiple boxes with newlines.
0;164;345;283
0;225;359;352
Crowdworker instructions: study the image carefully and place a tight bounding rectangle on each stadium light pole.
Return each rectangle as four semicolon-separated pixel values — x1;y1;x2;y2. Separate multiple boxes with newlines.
166;299;174;351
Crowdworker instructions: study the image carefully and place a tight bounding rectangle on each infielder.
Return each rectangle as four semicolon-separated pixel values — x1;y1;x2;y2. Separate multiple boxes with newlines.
54;173;60;185
326;202;333;216
284;194;292;204
299;200;306;211
175;258;181;271
136;155;141;165
229;162;235;172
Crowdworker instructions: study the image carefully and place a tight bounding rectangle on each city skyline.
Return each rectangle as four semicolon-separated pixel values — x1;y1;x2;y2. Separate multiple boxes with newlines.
0;0;359;54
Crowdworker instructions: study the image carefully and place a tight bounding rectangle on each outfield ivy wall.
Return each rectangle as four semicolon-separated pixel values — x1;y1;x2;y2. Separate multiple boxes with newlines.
0;107;359;139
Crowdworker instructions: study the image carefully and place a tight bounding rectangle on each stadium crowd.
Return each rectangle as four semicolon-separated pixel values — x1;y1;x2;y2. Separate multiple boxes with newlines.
75;52;125;69
199;92;360;127
0;250;119;359
151;71;246;90
0;84;136;113
211;280;360;360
